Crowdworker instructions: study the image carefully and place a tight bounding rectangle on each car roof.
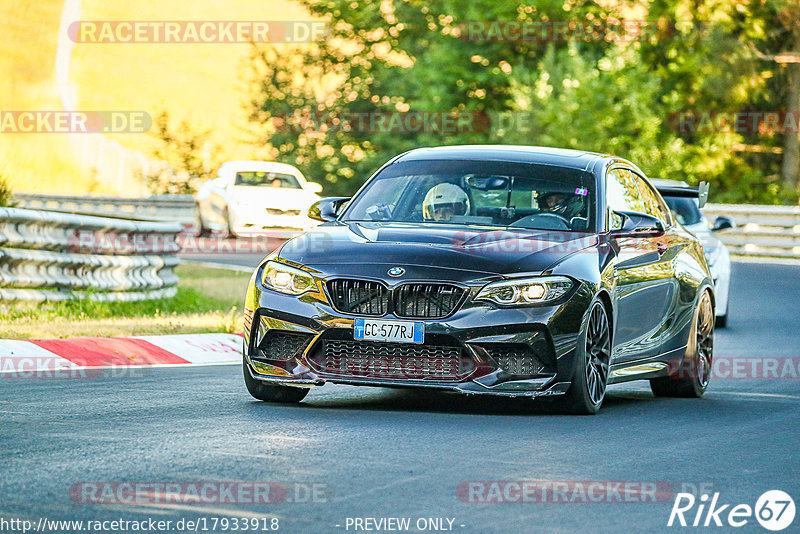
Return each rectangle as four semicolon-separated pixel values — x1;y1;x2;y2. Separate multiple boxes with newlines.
394;145;611;171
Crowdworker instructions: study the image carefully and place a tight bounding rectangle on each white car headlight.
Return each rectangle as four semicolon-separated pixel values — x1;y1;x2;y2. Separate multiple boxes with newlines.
261;261;316;295
475;276;574;306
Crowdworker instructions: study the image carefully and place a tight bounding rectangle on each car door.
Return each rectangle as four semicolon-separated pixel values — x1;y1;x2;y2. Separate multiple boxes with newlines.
607;168;677;362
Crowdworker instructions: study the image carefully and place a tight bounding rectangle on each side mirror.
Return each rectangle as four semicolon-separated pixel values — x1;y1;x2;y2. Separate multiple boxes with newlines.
712;216;733;232
308;197;350;222
306;182;323;194
610;210;665;237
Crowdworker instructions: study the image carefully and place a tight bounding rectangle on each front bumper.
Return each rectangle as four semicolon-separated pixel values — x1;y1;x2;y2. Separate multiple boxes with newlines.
230;210;316;236
243;272;591;398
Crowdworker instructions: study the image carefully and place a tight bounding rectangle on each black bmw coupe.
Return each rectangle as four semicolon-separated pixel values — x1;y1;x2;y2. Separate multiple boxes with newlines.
242;146;715;414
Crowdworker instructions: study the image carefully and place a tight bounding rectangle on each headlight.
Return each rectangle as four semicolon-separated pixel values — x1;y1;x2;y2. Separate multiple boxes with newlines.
261;260;316;295
475;276;573;306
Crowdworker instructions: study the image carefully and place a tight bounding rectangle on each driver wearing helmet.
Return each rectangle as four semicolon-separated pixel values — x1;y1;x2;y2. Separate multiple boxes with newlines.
538;190;585;220
423;183;470;222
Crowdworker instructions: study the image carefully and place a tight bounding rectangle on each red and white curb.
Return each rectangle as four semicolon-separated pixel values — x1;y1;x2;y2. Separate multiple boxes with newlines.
0;333;243;374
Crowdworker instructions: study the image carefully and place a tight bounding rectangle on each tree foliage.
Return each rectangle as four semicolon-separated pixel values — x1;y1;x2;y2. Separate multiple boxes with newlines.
247;0;799;203
0;173;15;207
144;111;220;195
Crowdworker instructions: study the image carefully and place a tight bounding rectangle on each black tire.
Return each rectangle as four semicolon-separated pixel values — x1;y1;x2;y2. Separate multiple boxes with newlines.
243;359;309;403
547;298;611;415
650;290;714;398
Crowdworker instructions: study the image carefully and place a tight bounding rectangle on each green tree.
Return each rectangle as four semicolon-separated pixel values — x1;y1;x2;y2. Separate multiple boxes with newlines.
643;0;799;201
247;0;799;203
145;111;220;195
0;174;15;207
247;0;618;196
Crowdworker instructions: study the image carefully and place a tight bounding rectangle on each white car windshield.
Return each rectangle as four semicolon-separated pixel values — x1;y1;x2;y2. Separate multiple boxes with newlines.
343;159;595;232
663;196;703;226
235;171;301;189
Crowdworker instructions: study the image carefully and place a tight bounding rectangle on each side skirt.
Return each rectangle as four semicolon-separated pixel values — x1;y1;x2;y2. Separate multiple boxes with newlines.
607;345;686;385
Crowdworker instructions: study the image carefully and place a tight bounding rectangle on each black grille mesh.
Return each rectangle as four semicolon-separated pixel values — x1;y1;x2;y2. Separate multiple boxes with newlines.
308;339;474;380
255;330;314;361
326;279;465;318
327;279;389;316
394;283;465;318
483;345;546;376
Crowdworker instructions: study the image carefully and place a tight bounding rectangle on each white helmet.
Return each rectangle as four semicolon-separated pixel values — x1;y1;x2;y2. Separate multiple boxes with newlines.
423;183;470;220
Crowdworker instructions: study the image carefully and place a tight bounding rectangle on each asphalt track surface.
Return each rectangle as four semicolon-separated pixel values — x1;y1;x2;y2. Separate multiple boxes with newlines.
2;261;799;533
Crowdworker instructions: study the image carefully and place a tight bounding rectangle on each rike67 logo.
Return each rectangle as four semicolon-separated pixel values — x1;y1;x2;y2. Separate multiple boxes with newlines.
668;490;795;531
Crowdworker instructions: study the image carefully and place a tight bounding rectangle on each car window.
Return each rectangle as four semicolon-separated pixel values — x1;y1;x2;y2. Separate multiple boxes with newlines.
663;196;702;226
235;171;301;189
343;160;595;232
632;174;670;224
606;169;644;229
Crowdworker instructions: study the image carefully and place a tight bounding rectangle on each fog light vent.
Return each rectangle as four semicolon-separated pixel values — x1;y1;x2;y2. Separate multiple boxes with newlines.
483;345;545;377
255;330;314;362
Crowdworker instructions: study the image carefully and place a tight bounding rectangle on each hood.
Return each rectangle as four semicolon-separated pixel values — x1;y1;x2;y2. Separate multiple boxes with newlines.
278;222;597;279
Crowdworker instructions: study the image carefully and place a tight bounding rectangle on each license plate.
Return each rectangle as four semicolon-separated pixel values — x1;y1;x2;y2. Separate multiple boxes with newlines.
354;318;424;344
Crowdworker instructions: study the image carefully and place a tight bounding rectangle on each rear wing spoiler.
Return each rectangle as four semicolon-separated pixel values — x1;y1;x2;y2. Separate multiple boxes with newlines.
655;181;709;208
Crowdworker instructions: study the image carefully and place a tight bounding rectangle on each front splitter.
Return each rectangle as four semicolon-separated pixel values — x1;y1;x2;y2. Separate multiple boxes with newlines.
246;360;567;398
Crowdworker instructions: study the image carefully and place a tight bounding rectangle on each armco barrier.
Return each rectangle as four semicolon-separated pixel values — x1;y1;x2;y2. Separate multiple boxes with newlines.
9;195;800;260
14;193;198;232
0;207;182;301
704;203;800;260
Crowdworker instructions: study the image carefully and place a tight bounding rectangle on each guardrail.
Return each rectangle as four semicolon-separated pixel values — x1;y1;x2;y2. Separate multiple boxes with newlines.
14;193;198;232
0;207;183;301
704;203;800;260
9;194;800;260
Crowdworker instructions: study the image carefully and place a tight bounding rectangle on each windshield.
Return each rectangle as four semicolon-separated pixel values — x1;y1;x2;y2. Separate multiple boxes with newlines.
663;196;703;226
235;171;301;189
342;160;595;232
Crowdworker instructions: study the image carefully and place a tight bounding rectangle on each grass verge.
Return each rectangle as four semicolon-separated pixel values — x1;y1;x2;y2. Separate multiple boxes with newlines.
0;263;252;339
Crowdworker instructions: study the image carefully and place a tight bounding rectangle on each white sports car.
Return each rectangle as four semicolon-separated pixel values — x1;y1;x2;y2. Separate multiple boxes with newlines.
196;161;323;237
652;179;733;327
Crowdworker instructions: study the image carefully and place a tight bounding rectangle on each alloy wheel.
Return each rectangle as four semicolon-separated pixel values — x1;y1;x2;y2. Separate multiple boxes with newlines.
584;302;611;405
695;293;714;389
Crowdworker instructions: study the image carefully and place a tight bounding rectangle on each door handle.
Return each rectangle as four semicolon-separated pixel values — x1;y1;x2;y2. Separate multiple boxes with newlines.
656;242;668;255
